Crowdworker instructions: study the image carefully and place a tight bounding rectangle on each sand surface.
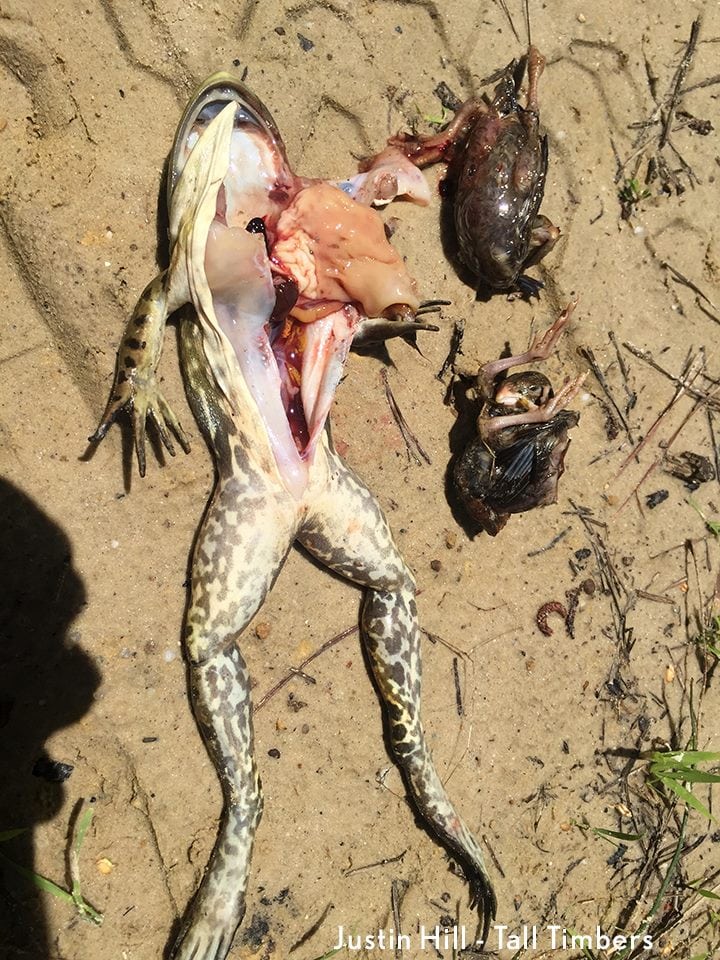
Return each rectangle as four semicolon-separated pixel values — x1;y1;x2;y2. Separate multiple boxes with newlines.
1;1;719;958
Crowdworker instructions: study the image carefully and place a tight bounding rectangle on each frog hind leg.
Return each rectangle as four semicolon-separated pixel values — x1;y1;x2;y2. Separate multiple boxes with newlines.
171;475;297;960
298;451;497;942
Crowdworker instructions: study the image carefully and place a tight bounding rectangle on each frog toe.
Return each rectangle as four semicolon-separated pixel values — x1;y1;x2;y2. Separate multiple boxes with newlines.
88;378;134;444
172;927;230;960
467;863;498;947
130;381;190;476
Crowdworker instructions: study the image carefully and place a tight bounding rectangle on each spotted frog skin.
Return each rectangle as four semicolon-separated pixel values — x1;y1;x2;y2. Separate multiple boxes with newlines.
376;47;560;296
92;75;496;960
453;302;586;535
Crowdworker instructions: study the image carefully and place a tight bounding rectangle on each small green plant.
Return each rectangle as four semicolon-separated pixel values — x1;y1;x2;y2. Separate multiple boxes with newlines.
619;177;651;217
417;104;451;128
689;497;720;537
0;804;102;925
648;749;720;821
696;614;720;659
570;815;644;845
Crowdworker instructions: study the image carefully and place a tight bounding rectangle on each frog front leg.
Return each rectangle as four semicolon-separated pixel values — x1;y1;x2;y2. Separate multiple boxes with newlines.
298;450;497;940
90;257;191;475
172;472;298;960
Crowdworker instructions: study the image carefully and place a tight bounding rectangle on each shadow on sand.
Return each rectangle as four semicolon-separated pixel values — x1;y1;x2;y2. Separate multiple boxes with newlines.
0;479;100;958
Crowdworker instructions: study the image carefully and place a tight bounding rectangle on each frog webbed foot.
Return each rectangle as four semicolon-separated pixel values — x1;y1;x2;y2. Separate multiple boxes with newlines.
89;272;191;476
171;923;237;960
127;375;191;478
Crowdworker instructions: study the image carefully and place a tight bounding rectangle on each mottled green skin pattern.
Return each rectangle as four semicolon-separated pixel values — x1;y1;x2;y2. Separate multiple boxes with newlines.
93;93;496;960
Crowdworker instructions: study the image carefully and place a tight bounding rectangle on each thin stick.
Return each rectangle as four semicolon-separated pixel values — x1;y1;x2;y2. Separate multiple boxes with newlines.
438;317;466;382
492;0;520;43
342;850;407;877
609;330;636;413
421;626;471;660
289;902;334;954
708;409;720;492
696;299;720;327
568;500;633;655
661;260;717;310
616;398;704;511
681;73;720;94
659;18;701;150
254;625;358;711
527;526;571;557
381;369;432;465
391;880;407;960
623;342;720;411
578;345;634;442
615;350;705;476
452;657;463;717
482;834;506;879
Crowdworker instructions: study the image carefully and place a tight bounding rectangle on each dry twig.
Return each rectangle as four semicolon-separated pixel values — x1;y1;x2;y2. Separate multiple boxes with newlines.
254;624;358;711
381;369;431;465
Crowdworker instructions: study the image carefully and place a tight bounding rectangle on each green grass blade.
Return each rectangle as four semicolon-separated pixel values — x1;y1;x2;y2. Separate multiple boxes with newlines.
0;819;103;927
73;806;94;854
651;750;720;766
0;850;74;904
658;768;720;784
0;828;29;843
693;888;720;900
661;777;715;821
592;827;644;841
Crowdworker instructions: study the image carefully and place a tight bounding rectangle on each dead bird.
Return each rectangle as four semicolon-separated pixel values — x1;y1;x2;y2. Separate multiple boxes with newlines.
453;301;585;535
369;47;559;297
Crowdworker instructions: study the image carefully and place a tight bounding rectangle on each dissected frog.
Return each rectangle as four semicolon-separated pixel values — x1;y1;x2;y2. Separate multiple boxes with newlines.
453;301;586;536
368;46;559;297
91;74;496;960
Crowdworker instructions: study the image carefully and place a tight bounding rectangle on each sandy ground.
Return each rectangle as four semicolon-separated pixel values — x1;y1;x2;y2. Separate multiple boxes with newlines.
1;1;720;958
